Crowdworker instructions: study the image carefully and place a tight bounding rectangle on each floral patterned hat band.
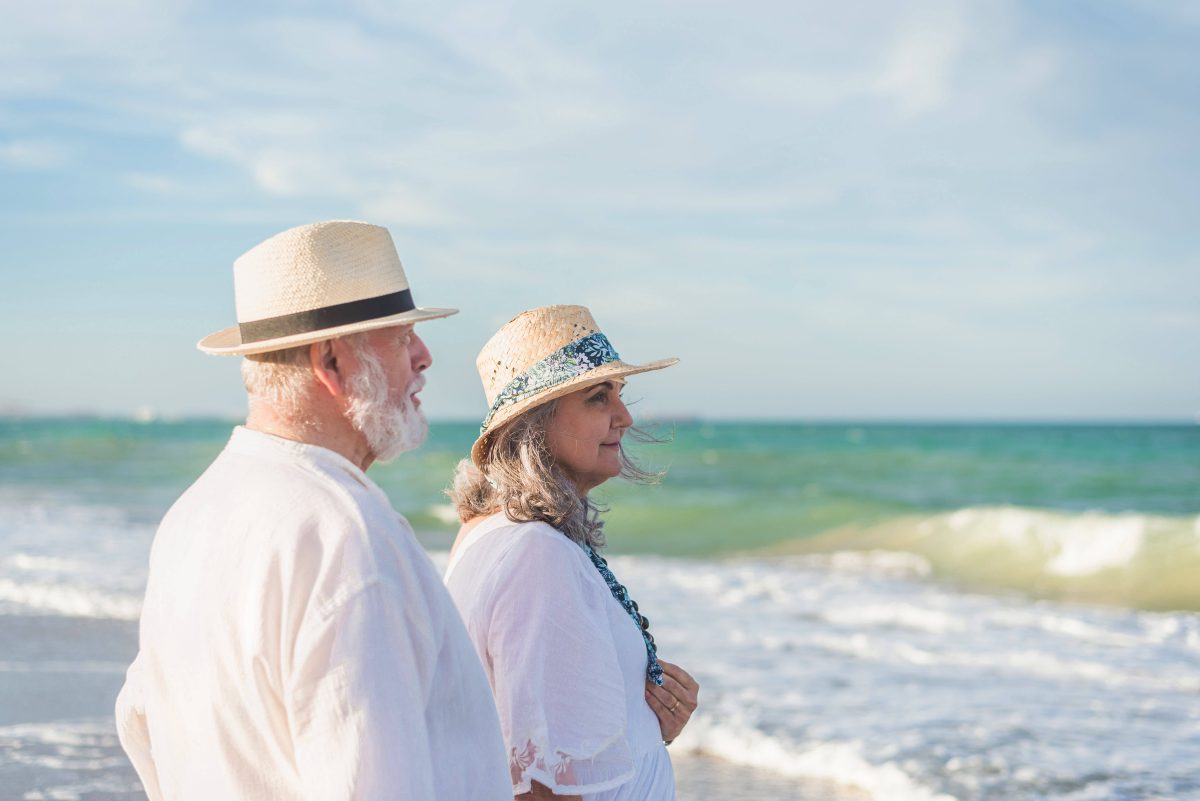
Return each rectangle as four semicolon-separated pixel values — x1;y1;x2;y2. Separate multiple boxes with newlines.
470;304;678;467
480;331;620;433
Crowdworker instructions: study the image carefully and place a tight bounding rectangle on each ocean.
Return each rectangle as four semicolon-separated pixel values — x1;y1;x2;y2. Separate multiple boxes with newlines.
1;419;1198;800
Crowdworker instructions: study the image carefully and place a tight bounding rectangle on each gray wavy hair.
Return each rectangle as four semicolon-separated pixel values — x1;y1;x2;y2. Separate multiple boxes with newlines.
447;400;660;548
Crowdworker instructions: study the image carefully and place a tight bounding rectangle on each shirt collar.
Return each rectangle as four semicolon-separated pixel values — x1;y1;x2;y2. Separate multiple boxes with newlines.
226;425;374;490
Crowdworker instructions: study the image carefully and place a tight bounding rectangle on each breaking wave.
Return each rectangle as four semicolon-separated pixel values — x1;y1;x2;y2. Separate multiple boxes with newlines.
786;506;1200;610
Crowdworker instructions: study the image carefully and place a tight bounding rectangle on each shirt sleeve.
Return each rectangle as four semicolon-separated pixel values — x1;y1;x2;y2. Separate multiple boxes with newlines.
114;655;165;801
285;578;439;801
487;527;635;796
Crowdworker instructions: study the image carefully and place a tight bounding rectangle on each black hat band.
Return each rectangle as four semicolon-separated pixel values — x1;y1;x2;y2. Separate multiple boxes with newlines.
238;289;415;344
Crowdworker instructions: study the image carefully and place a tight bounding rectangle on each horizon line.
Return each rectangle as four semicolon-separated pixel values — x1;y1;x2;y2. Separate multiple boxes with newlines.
2;413;1197;427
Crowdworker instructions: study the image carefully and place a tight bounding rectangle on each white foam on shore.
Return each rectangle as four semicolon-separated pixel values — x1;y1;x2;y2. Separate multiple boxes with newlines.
805;631;1200;692
821;601;965;634
676;717;958;801
5;553;90;574
0;720;138;797
984;608;1145;648
0;660;129;674
1142;614;1200;653
613;552;1200;801
0;579;141;620
788;550;934;579
0;720;115;743
0;493;154;622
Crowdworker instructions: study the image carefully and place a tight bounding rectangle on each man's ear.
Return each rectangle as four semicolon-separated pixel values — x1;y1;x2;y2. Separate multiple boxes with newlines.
309;340;347;399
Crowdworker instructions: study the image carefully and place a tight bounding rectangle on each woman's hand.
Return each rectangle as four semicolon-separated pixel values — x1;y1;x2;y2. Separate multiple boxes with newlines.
645;660;699;744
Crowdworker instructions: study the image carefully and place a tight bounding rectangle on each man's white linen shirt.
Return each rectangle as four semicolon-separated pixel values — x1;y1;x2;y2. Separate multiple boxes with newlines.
115;426;511;801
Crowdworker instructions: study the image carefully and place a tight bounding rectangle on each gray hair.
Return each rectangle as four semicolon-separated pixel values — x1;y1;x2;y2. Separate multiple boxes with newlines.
447;400;661;548
241;344;313;412
240;333;378;416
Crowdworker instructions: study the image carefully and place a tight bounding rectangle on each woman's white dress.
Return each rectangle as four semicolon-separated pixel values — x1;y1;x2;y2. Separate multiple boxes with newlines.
444;513;675;800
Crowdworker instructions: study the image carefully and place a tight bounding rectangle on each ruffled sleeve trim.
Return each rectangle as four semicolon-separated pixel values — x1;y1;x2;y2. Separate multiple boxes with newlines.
510;735;636;795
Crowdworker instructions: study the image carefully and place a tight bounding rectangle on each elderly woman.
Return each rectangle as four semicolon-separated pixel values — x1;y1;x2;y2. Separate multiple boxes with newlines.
444;305;699;801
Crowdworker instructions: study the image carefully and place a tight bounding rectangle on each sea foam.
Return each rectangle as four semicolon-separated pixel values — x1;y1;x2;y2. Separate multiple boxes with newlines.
675;717;957;801
0;578;142;620
0;720;142;799
0;493;153;620
610;553;1200;801
793;505;1200;610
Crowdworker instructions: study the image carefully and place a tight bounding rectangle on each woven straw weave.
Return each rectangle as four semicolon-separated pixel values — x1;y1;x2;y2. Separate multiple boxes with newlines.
233;220;408;322
476;305;603;406
470;305;677;466
198;219;456;356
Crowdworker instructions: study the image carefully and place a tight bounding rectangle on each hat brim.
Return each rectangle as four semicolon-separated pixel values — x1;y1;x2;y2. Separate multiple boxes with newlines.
470;356;679;467
197;306;458;356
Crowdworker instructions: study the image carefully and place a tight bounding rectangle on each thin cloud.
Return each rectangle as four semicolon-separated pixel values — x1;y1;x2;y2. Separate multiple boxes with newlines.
0;139;68;169
872;4;968;116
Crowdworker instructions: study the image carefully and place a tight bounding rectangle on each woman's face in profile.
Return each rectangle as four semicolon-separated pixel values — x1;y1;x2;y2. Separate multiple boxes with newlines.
545;379;633;494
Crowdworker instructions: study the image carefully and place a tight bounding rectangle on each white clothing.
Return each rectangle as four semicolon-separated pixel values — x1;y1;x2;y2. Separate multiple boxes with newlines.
444;514;675;801
115;427;511;801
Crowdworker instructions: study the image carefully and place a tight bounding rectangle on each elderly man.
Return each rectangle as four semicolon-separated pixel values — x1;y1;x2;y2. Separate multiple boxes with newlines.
115;221;511;800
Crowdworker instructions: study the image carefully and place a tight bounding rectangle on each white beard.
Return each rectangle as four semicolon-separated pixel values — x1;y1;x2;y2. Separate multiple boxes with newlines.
346;349;428;464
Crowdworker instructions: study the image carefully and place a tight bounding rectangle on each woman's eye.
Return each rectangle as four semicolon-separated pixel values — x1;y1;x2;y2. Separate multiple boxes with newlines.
588;392;608;405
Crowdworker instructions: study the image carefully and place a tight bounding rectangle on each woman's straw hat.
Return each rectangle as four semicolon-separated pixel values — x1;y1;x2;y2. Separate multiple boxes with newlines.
471;304;678;466
198;220;456;356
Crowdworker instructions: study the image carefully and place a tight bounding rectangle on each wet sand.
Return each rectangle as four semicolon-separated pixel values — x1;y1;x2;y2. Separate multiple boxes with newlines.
674;753;870;801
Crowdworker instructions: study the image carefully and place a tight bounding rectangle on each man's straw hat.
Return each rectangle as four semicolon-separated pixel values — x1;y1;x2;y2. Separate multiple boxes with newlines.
471;304;678;466
198;220;456;356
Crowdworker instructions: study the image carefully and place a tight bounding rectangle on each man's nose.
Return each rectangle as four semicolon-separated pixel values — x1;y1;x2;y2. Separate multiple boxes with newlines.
411;332;432;372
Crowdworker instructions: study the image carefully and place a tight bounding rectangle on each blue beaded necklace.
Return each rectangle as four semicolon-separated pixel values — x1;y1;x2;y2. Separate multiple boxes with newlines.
582;545;664;686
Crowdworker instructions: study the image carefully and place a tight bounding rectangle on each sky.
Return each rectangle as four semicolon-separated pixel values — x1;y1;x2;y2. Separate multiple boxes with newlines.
1;0;1197;421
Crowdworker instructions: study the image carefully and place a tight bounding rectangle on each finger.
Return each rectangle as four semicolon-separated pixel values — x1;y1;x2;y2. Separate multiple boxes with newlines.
644;689;674;719
646;681;679;710
657;674;697;708
659;673;688;697
659;661;699;692
646;685;687;717
670;667;700;702
658;660;690;683
651;678;692;711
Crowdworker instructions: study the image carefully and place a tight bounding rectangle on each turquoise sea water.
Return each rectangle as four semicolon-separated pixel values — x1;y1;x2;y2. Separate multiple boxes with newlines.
4;418;1197;609
2;418;1199;800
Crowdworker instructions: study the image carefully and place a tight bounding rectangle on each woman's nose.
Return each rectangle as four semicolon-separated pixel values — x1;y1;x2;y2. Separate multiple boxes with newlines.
614;395;634;428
